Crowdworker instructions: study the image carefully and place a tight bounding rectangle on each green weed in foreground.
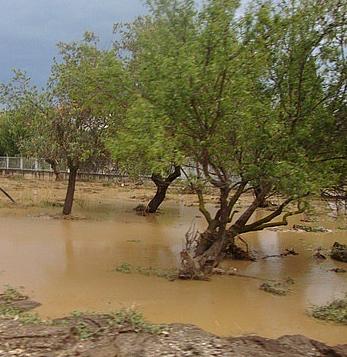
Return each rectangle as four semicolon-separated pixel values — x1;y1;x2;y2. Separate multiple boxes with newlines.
311;295;347;324
0;304;22;317
75;321;94;339
110;308;162;334
68;308;162;337
18;312;42;325
0;285;42;324
1;285;23;302
0;305;42;324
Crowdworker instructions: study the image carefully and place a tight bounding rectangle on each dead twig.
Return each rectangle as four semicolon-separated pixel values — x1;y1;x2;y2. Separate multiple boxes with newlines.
261;248;299;259
0;187;16;203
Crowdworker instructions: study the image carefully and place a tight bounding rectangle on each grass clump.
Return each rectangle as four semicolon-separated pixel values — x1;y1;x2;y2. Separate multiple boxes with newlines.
110;308;162;334
113;263;178;280
114;263;132;274
0;285;23;302
311;295;347;324
0;304;22;317
75;321;94;339
260;282;287;296
260;278;294;296
0;302;42;325
18;312;42;325
0;285;42;324
40;200;63;208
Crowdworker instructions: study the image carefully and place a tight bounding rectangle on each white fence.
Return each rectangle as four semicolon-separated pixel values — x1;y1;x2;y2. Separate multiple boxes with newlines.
0;157;52;172
0;156;127;179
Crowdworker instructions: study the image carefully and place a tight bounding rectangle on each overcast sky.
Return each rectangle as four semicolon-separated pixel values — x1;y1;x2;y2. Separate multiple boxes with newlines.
0;1;248;88
0;0;146;87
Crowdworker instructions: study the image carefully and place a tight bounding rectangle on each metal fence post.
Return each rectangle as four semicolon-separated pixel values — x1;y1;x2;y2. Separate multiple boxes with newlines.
6;156;9;170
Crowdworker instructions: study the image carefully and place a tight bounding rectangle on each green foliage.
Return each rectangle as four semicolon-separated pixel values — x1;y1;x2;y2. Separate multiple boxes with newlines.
1;285;22;302
114;263;178;280
311;295;347;324
126;0;346;198
75;321;94;339
0;286;42;325
0;34;131;214
0;304;22;317
111;308;162;334
260;278;295;296
0;112;23;156
109;97;183;178
70;310;84;317
114;262;132;273
0;34;130;172
18;312;42;325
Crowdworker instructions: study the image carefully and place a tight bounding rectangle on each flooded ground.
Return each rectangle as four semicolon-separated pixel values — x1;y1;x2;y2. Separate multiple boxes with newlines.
0;177;346;345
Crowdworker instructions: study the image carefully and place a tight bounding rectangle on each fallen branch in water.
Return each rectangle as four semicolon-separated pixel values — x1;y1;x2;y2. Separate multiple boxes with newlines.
228;272;276;282
261;248;298;260
212;268;276;282
0;187;16;204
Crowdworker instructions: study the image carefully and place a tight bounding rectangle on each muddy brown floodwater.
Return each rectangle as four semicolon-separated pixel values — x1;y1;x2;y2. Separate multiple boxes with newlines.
0;195;347;346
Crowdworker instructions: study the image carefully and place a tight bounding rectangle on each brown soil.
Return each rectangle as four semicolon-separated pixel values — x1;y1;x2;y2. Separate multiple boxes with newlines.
0;295;346;357
1;315;347;356
0;176;223;218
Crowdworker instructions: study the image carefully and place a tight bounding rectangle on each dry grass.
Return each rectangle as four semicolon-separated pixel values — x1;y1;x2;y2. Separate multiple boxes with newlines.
0;175;216;218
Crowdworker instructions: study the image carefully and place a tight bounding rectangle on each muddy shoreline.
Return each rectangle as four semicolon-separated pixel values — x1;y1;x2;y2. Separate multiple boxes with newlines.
1;319;347;357
1;298;346;357
1;290;346;356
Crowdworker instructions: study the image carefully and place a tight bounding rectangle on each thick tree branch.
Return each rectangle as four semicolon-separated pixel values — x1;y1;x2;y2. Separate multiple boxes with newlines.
197;189;212;224
239;197;293;233
240;200;307;233
233;185;270;228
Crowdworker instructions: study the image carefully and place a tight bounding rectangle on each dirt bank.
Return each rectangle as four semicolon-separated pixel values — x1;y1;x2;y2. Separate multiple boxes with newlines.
0;293;346;357
1;315;347;357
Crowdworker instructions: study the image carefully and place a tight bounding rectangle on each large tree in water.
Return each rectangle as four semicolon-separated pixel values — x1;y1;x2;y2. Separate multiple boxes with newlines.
126;0;346;278
1;33;130;215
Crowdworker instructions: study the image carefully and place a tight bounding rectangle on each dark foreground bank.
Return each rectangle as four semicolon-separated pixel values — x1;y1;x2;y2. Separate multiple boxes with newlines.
0;292;346;357
1;316;347;357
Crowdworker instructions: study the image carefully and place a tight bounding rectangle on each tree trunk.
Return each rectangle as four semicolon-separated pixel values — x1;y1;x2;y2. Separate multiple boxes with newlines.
194;220;219;256
254;187;269;208
46;159;62;181
180;228;237;279
147;183;169;213
51;162;62;181
63;166;78;215
146;166;181;213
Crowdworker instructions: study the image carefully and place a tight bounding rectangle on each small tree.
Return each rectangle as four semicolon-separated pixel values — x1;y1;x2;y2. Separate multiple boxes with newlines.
126;0;346;277
1;34;130;215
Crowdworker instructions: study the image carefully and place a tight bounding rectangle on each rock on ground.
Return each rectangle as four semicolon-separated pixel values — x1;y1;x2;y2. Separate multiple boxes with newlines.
331;242;347;263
